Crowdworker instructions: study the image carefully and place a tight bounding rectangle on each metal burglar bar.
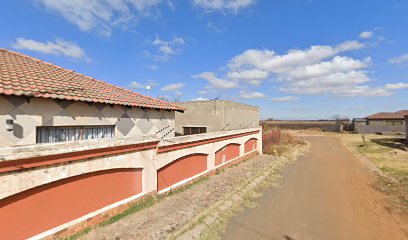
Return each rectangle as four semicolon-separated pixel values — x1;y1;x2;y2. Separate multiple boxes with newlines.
183;127;207;135
36;126;115;143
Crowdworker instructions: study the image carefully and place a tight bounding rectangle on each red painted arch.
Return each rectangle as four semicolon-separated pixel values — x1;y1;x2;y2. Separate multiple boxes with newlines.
215;143;241;166
0;168;142;240
244;138;258;153
158;154;208;191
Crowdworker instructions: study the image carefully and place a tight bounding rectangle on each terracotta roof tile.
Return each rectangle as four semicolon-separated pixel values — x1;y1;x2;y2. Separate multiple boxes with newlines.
0;49;183;111
366;110;408;119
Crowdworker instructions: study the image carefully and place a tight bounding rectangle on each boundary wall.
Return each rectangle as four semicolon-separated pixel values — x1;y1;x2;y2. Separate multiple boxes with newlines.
0;128;262;240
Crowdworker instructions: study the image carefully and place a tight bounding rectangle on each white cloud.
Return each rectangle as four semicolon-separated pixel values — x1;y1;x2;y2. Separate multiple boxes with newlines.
332;86;392;97
12;38;87;59
272;96;299;102
335;40;365;52
35;0;163;36
281;56;371;81
389;53;408;67
281;71;372;95
359;31;373;39
239;90;266;99
207;21;223;32
191;97;209;101
147;79;159;87
197;38;406;97
228;40;365;74
161;83;185;91
145;64;158;71
227;69;269;85
128;79;159;90
131;0;162;11
198;90;208;94
194;72;238;89
225;40;376;96
128;81;145;89
384;82;408;90
150;36;185;61
193;0;256;13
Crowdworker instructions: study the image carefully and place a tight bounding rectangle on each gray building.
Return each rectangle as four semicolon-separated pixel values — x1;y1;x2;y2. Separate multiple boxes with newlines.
405;115;408;141
353;110;408;135
175;100;259;136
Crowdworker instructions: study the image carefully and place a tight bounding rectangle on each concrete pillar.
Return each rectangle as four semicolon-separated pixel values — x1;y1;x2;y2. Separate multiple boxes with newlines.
207;143;216;171
141;149;159;194
257;126;263;154
239;142;245;157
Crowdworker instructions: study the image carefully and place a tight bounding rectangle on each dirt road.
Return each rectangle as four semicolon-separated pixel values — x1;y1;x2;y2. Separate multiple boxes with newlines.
222;136;408;240
81;153;296;240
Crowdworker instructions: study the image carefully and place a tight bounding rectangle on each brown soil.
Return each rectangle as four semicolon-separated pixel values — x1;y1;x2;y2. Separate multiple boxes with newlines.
222;136;408;240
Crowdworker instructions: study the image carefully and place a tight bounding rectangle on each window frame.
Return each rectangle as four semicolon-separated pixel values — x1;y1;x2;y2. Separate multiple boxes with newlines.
385;120;403;126
183;126;207;135
36;125;116;144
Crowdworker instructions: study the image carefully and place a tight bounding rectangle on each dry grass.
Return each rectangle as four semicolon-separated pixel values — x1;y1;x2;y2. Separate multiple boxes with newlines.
263;131;306;156
337;134;408;213
262;120;338;131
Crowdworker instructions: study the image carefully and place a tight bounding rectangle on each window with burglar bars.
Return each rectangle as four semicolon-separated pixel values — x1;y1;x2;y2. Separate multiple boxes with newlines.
183;127;207;135
36;125;115;143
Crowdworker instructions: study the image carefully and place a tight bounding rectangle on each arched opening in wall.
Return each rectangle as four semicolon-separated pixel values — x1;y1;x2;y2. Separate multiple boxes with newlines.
244;138;258;153
215;143;241;166
0;168;142;240
157;153;208;191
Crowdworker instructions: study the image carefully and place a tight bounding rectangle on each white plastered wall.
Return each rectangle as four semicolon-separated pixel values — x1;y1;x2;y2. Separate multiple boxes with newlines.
0;95;176;147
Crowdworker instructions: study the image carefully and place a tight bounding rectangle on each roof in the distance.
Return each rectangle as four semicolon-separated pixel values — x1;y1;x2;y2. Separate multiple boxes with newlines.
0;49;183;111
366;110;408;119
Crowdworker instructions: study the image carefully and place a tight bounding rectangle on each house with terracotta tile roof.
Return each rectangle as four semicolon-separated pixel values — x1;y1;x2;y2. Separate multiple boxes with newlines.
0;48;184;147
353;110;408;134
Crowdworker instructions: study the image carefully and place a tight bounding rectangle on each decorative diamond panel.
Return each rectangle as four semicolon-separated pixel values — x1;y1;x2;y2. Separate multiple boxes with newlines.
135;112;155;135
0;95;175;147
116;113;136;136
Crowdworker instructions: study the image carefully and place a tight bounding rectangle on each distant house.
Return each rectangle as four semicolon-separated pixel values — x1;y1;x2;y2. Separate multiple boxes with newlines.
175;100;259;136
366;110;408;126
405;115;408;141
0;49;183;147
353;110;408;134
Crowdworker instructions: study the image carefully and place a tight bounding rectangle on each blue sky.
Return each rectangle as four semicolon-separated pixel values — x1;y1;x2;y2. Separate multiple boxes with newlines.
1;0;407;119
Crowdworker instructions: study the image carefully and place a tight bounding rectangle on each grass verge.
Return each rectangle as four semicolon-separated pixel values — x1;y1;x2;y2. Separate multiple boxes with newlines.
338;134;408;214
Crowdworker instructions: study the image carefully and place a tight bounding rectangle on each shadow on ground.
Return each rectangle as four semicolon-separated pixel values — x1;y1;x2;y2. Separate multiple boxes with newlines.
370;137;408;151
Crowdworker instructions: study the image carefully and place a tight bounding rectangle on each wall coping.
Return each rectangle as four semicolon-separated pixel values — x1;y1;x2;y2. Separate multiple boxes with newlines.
0;136;159;162
157;128;260;153
159;127;260;147
0;128;260;168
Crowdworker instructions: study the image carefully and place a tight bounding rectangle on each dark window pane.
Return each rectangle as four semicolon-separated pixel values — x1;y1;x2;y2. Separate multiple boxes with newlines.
191;127;199;134
183;127;190;135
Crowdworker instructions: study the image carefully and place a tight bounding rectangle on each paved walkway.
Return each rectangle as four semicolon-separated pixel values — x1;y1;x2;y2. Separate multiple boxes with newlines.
222;136;408;240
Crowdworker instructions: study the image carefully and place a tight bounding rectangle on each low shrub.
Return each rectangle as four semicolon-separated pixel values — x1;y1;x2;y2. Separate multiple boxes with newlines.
263;131;305;156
